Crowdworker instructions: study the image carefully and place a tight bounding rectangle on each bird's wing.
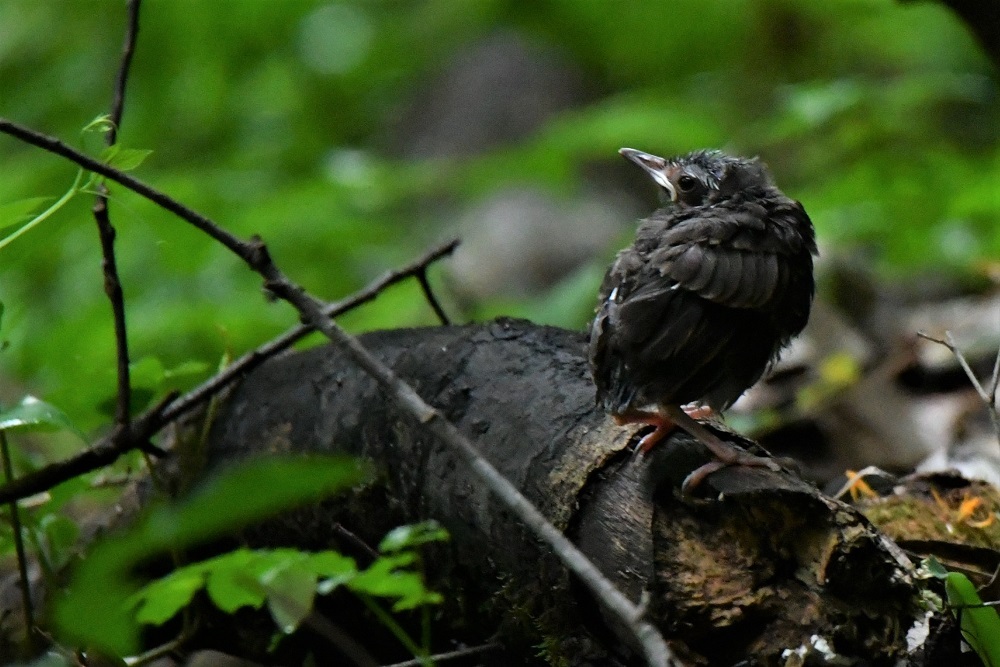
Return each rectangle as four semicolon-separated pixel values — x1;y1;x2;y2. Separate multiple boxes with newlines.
591;243;736;371
611;270;737;364
651;202;809;310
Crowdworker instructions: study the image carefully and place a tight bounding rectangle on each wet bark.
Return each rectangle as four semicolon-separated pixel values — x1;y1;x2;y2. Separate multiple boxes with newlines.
205;319;932;666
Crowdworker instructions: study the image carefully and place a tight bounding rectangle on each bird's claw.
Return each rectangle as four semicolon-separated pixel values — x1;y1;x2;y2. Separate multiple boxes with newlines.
680;451;782;496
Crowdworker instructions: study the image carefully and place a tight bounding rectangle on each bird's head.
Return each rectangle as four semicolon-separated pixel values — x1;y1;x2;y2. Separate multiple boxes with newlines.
619;148;771;209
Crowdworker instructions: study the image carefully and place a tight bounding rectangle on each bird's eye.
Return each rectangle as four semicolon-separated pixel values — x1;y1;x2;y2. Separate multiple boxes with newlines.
677;175;698;192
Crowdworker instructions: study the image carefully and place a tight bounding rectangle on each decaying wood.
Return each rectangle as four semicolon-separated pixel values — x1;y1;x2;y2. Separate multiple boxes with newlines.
205;319;931;665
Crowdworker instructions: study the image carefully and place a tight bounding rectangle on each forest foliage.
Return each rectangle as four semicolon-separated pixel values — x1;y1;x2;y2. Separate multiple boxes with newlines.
1;0;997;437
0;1;998;663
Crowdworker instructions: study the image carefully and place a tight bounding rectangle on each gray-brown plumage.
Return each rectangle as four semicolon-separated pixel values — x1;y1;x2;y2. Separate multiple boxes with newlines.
589;148;816;474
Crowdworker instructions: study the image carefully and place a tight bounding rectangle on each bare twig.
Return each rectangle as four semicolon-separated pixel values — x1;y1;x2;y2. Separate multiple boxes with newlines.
0;430;35;652
0;241;456;505
0;392;175;506
0;119;675;664
381;642;500;667
107;0;141;145
93;0;142;429
917;330;1000;447
93;198;132;427
0;120;248;260
332;522;380;563
416;268;450;325
160;238;459;424
263;266;675;665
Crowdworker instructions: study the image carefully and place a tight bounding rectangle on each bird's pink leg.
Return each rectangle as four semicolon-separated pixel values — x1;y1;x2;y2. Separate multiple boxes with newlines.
613;410;674;453
661;405;781;493
613;405;714;454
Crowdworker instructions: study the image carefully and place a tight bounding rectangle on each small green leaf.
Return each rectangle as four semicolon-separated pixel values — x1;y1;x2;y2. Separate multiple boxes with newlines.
350;553;441;611
82;114;115;135
129;356;167;387
0;172;84;252
379;520;449;553
0;395;85;440
98;357;210;416
133;568;206;625
55;457;367;653
924;555;949;579
199;549;265;613
162;360;210;380
0;197;53;229
263;561;318;633
38;514;80;569
100;145;153;171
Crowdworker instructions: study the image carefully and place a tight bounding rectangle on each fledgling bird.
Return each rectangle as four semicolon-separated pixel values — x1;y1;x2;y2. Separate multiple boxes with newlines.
589;148;817;488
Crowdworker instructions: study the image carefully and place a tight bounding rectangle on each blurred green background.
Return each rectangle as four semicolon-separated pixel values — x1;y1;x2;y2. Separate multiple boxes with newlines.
0;0;997;436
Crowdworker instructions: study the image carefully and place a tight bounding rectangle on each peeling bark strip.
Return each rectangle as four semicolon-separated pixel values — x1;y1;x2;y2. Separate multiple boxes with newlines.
209;319;925;665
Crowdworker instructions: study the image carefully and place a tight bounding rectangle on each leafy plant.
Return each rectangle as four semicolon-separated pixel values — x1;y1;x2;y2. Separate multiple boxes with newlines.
926;557;1000;666
53;455;369;654
129;520;448;649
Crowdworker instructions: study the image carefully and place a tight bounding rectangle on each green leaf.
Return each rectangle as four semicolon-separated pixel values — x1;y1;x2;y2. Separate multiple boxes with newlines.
944;570;1000;667
0;197;53;229
81;114;115;135
0;395;85;440
156;457;369;544
38;513;80;570
200;549;267;613
924;555;949;579
308;550;356;578
133;568;206;625
100;145;153;171
0;172;84;252
162;359;210;380
54;456;368;654
378;520;448;553
263;560;318;633
350;553;441;611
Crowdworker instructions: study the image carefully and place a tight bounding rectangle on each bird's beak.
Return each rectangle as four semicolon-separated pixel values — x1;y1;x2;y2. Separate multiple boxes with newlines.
619;148;677;201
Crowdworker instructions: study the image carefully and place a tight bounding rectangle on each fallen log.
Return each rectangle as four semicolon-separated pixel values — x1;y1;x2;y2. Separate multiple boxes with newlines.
202;318;935;665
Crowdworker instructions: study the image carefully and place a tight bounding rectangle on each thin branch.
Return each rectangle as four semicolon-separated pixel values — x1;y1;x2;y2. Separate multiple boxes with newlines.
263;266;675;666
332;522;380;564
160;238;459;424
990;340;1000;398
0;241;456;505
107;0;141;145
917;330;1000;447
0;119;676;665
93;198;132;427
416;268;450;325
0;430;35;653
91;0;143;428
0;119;250;260
381;643;500;667
0;392;175;506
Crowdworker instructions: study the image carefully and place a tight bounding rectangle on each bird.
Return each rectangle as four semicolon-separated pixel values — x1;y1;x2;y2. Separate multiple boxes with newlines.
588;147;817;489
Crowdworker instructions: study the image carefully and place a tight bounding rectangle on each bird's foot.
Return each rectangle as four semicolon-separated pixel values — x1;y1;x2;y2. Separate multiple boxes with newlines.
661;404;781;494
613;410;674;454
681;451;781;495
613;405;714;455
